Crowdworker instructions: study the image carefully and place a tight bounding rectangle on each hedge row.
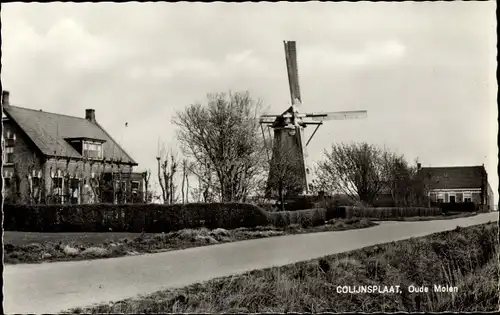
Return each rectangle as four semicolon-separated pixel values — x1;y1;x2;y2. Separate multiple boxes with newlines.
267;208;327;228
345;206;442;219
3;203;444;233
436;202;477;213
3;203;269;233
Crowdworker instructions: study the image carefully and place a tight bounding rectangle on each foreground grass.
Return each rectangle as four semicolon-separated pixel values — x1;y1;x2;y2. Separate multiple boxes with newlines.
4;218;376;265
67;222;499;313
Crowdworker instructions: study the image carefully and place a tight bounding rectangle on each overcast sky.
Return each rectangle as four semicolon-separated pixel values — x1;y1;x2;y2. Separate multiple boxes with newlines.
2;2;497;202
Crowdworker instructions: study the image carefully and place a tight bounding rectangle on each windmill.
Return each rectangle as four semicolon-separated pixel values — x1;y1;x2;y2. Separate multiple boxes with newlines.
260;40;368;197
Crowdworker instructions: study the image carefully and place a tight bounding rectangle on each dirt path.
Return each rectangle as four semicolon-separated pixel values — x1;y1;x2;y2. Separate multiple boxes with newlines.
3;212;498;314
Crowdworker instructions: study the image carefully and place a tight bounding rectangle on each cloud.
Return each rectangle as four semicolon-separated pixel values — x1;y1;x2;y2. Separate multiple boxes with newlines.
300;40;407;69
44;18;120;71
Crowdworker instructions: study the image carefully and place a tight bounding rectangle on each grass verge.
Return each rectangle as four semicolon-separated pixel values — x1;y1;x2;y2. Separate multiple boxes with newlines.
4;218;376;265
374;211;478;222
65;222;499;313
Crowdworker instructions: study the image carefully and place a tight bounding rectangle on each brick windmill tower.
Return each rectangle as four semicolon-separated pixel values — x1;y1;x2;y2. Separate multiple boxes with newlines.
260;41;368;198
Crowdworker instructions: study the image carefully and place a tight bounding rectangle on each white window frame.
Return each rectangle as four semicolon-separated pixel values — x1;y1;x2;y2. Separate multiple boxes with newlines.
437;192;445;203
4;146;14;164
83;141;103;159
51;170;65;204
463;192;472;203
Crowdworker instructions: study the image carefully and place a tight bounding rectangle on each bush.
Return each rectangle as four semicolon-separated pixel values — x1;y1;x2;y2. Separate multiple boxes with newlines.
345;206;442;219
3;203;270;233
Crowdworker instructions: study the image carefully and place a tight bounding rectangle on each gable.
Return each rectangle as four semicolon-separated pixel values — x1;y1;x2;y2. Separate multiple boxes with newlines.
3;105;137;165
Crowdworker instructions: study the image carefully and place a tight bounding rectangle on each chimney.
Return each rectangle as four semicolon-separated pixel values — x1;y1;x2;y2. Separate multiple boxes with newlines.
417;163;422;170
2;90;10;106
85;109;96;123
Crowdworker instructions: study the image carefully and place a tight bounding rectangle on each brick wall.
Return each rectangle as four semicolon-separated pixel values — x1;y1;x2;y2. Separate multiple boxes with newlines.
2;118;44;203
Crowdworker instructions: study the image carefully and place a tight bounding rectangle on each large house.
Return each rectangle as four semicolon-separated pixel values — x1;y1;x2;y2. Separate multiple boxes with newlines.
2;90;145;204
419;164;494;212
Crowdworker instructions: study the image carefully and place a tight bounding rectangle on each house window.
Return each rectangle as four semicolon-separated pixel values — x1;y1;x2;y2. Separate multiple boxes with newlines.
464;192;472;203
449;195;456;203
131;181;140;191
52;177;63;189
437;192;445;203
69;178;81;204
4;174;12;189
83;141;103;159
4;147;14;163
3;177;12;189
32;177;41;188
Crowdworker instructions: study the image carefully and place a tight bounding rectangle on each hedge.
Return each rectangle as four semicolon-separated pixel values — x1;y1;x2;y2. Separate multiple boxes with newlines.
345;206;442;219
436;202;477;213
267;208;327;228
3;203;270;233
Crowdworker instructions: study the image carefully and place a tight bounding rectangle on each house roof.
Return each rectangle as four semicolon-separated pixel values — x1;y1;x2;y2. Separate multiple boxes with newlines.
3;105;137;165
419;166;486;190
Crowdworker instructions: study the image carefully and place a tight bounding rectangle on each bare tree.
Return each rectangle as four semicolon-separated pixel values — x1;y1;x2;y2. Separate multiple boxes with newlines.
143;169;152;203
156;147;178;204
181;159;190;204
172;91;266;202
316;142;386;205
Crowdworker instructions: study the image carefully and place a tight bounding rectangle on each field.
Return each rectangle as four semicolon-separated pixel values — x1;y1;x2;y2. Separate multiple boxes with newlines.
4;218;376;264
66;222;499;313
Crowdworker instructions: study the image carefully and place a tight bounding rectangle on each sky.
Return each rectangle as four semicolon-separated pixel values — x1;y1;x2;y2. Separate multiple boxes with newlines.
1;2;498;204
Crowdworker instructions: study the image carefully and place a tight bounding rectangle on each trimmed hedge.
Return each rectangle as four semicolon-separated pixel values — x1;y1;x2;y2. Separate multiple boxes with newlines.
3;203;270;233
267;208;327;228
437;202;477;213
345;206;442;219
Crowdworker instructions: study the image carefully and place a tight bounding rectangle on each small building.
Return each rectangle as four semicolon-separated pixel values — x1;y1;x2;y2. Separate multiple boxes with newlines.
2;90;145;204
419;164;494;212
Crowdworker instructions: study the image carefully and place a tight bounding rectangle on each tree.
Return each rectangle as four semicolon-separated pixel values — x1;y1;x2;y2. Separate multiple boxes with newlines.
156;147;178;204
172;91;266;202
181;159;190;204
316;142;386;205
143;169;152;203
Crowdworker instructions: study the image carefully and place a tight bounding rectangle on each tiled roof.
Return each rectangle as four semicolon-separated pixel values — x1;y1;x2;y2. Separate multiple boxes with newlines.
419;166;486;190
3;105;137;165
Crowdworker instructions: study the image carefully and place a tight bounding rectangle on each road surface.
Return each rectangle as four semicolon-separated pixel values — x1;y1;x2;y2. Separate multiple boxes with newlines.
3;212;498;314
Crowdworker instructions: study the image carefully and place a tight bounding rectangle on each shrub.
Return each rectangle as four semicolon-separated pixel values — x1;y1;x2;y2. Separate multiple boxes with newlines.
3;202;270;233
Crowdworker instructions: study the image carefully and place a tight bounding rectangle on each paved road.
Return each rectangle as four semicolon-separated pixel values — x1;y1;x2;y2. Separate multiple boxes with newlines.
4;212;498;314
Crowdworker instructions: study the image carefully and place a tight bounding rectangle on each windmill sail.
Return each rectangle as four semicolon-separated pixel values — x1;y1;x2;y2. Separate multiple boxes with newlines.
307;110;368;121
284;41;301;107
